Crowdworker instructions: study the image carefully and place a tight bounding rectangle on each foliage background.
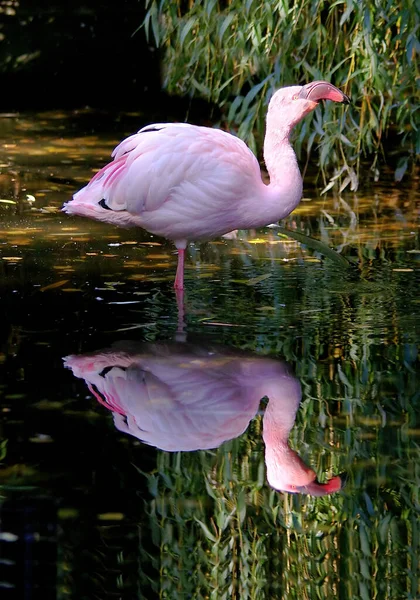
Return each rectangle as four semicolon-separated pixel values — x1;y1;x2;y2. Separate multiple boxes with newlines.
144;0;420;187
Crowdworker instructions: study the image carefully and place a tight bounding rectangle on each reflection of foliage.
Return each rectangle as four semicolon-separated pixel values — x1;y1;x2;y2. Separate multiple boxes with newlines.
144;0;419;187
138;341;420;599
0;0;18;17
0;1;41;71
0;439;7;461
0;111;419;596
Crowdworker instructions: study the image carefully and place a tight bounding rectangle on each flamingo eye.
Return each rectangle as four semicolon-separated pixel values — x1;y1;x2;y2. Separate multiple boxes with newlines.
292;94;299;100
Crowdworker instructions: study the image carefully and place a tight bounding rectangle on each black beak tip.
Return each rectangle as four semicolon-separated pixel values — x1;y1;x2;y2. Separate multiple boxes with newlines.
342;93;351;105
338;472;348;489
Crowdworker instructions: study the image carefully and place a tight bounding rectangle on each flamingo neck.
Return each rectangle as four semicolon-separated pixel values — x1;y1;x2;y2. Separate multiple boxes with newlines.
263;419;316;490
262;410;293;451
263;127;301;187
260;380;316;490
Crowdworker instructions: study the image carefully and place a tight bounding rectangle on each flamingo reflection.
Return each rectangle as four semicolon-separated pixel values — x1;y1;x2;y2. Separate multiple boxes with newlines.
64;341;343;496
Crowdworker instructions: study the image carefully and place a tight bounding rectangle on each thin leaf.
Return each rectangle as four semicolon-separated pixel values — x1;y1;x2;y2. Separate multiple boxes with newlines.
276;227;351;267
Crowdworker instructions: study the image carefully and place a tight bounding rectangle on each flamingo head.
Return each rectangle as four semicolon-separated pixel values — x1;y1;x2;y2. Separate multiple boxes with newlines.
286;473;346;496
264;442;345;496
268;462;345;496
267;80;350;131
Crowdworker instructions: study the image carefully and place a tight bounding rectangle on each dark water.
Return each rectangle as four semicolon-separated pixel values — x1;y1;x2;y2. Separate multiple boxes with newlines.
1;112;420;599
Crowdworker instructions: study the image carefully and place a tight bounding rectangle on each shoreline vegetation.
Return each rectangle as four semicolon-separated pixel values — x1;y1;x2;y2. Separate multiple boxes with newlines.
143;0;419;190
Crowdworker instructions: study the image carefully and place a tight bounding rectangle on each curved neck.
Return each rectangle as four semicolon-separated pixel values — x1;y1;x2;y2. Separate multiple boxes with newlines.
263;127;300;187
233;121;303;233
259;378;316;489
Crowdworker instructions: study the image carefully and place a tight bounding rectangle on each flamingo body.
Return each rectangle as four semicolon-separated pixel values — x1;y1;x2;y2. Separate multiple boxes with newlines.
63;81;349;288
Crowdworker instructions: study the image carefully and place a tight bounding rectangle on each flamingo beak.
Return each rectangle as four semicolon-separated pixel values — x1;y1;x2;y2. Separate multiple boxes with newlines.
299;81;350;104
294;473;346;496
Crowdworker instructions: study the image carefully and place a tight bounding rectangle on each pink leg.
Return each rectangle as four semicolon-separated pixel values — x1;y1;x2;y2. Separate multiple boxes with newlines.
174;248;185;290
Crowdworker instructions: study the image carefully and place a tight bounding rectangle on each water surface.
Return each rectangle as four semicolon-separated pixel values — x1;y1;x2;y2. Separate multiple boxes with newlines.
1;111;419;599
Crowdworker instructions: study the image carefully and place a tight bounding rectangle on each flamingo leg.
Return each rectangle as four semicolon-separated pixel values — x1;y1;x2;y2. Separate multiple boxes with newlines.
174;248;185;290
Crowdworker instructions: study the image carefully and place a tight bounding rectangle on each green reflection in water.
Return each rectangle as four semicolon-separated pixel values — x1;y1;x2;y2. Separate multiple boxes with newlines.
0;111;419;599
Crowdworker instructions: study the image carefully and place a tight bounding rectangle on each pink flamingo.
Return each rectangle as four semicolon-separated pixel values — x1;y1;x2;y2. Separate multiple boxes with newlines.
63;81;349;289
64;341;344;496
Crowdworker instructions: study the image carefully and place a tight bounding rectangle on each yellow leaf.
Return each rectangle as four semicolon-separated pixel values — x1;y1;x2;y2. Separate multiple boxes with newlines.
246;274;272;285
40;279;69;291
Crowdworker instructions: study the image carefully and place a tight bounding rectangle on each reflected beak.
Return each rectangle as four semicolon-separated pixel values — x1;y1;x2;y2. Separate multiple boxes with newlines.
299;81;350;104
295;473;346;496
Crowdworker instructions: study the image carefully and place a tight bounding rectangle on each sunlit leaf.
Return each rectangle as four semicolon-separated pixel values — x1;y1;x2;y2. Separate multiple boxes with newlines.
245;274;271;286
276;227;351;267
39;280;69;291
194;518;217;542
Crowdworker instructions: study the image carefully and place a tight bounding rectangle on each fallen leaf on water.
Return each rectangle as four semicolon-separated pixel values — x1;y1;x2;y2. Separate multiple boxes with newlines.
49;231;88;236
40;207;60;214
108;300;141;305
203;322;243;327
0;533;19;542
123;261;146;268
127;274;147;281
245;273;272;286
142;262;171;269
40;279;69;291
97;513;125;521
112;323;156;332
2;256;22;261
392;268;413;272
29;434;53;443
196;272;220;279
3;228;41;235
58;508;80;519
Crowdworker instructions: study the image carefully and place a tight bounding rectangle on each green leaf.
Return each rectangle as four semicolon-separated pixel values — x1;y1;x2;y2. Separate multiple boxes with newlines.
395;157;408;182
180;18;197;45
276;227;351;268
194;517;217;542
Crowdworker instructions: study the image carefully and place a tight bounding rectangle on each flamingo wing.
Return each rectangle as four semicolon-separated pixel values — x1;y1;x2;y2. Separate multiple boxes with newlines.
64;123;265;240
